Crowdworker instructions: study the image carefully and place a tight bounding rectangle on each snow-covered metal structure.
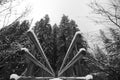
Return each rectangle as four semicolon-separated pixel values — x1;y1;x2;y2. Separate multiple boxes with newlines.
10;30;93;80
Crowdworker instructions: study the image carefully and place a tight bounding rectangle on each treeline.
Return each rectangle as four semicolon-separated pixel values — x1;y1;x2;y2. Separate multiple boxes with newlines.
0;15;87;80
0;14;120;80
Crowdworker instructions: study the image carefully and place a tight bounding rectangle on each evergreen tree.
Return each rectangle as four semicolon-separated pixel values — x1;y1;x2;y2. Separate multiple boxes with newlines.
58;15;87;77
92;29;120;80
0;14;88;79
33;15;54;76
0;20;30;80
52;24;59;75
33;14;88;77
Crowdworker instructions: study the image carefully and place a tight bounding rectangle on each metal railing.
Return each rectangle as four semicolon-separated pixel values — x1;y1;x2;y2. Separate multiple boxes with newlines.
10;74;93;80
10;30;93;80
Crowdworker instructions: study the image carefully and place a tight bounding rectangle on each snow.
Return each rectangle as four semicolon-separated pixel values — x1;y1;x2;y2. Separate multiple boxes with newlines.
21;48;29;52
79;48;86;52
85;74;93;80
50;78;63;80
10;74;20;80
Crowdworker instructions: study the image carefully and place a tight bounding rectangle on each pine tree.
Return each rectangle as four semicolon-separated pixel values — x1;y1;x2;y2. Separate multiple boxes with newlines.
58;15;87;77
0;20;30;80
92;29;120;80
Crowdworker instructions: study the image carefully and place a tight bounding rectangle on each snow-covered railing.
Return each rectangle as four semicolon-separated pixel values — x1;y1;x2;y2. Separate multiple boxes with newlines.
10;74;93;80
59;32;82;73
21;48;54;76
10;30;93;80
26;30;55;76
58;48;86;76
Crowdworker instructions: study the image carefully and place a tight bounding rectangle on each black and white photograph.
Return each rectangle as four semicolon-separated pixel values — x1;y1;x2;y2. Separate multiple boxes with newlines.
0;0;120;80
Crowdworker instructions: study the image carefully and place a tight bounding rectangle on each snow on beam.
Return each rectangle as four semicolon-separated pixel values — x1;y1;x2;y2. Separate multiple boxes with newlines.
10;74;93;80
59;31;82;73
10;74;21;80
10;74;54;80
21;48;54;76
26;29;55;76
58;48;86;76
60;75;93;80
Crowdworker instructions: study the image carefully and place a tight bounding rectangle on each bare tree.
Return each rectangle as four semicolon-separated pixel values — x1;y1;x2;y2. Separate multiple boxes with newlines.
89;0;120;28
0;0;31;28
0;0;12;5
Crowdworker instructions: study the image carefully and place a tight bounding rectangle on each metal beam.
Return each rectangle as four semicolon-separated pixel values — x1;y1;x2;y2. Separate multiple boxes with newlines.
10;75;92;80
21;48;54;76
18;77;88;80
58;48;86;76
59;32;82;74
26;30;55;76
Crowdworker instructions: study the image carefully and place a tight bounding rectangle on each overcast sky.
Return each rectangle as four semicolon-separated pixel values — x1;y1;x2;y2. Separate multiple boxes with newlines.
0;0;108;32
27;0;103;32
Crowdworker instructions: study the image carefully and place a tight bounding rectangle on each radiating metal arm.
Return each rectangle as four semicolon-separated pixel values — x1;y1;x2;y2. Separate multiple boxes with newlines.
58;48;86;76
26;30;55;76
21;48;54;76
59;32;82;73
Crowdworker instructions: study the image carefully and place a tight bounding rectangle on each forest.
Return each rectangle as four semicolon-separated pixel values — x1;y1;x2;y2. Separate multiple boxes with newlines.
0;0;120;80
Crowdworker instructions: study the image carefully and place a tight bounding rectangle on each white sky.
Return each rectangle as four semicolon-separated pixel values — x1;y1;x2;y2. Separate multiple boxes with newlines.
0;0;108;32
27;0;101;32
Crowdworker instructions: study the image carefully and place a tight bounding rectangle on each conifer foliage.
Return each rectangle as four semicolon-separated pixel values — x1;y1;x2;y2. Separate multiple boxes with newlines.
0;15;87;80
